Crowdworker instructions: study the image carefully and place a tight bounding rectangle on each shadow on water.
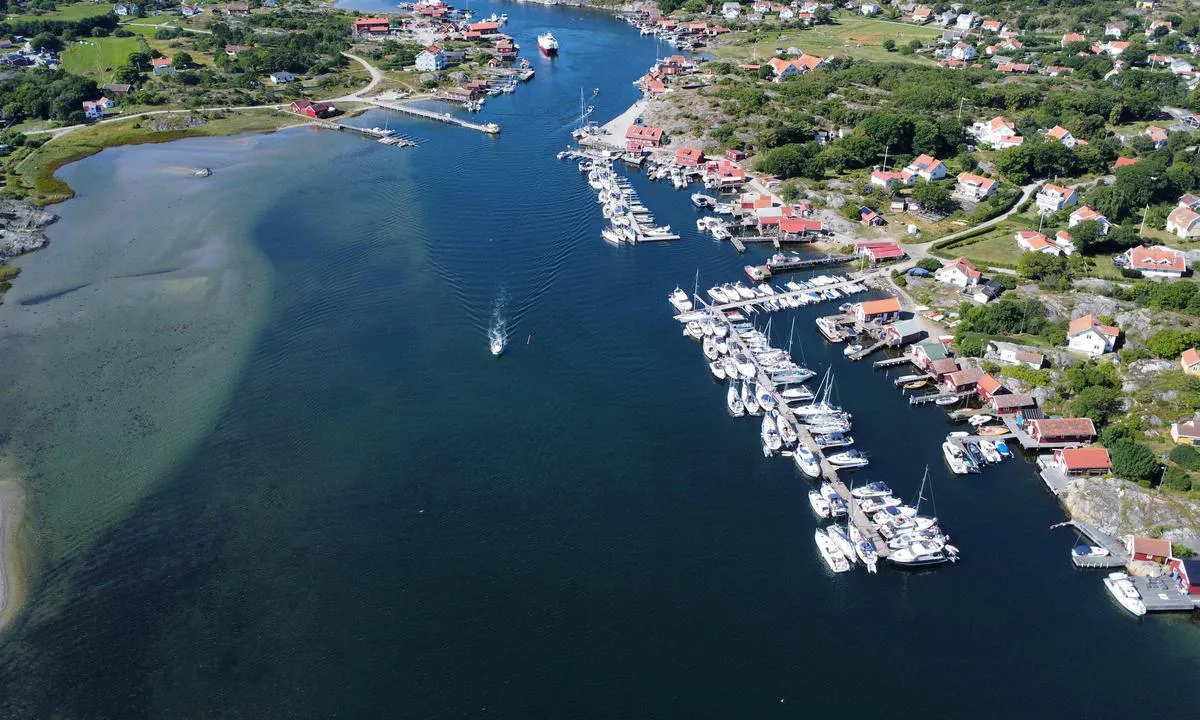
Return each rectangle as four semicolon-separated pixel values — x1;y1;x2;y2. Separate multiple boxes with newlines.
17;284;90;306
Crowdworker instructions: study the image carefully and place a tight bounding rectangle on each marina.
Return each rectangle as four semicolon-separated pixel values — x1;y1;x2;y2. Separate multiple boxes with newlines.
366;98;501;134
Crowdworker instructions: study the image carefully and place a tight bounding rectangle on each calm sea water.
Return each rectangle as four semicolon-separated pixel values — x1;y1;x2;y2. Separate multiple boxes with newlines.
1;3;1198;717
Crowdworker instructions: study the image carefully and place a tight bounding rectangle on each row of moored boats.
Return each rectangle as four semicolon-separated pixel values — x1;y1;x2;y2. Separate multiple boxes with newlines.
584;160;680;244
941;414;1014;474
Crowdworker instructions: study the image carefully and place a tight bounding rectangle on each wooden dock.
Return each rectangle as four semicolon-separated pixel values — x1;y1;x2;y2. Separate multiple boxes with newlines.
366;99;501;134
909;389;974;406
1129;576;1200;611
767;254;856;273
873;356;915;369
1050;520;1131;569
729;236;746;253
707;277;864;313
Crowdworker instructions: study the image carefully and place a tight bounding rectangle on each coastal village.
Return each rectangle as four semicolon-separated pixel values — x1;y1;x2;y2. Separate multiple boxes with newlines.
1;0;1200;628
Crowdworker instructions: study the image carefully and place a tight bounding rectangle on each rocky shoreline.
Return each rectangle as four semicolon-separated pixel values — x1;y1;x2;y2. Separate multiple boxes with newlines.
0;198;56;299
1062;477;1200;554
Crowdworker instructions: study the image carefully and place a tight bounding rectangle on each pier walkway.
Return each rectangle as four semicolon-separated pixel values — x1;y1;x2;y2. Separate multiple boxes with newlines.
1049;520;1131;569
766;254;856;273
707;277;864;313
909;389;974;407
1129;576;1200;611
873;355;915;369
365;98;501;134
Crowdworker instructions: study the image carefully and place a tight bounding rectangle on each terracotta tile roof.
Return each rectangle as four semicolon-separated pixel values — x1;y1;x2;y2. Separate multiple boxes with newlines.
1047;125;1072;140
1068;314;1119;338
929;358;960;376
946;366;985;386
1058;447;1111;471
957;172;995;191
1128;535;1172;558
976;372;1004;395
1168;206;1200;230
1174;417;1200;438
941;256;981;280
1114;156;1139;168
1031;417;1096;440
1128;245;1186;274
859;297;902;315
1183;347;1200;367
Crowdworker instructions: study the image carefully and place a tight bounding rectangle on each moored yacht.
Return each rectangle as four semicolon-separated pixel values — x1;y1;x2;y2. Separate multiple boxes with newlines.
808;489;831;519
793;445;821;478
669;287;693;312
826;449;869;468
727;381;745;417
815;529;851;573
1103;572;1147;617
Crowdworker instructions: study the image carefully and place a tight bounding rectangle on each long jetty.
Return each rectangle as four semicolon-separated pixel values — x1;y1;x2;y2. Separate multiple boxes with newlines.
707;277;864;313
720;323;890;562
366;99;501;134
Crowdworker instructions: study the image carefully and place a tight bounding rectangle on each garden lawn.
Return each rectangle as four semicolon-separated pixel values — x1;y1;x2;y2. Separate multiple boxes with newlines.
6;2;113;21
61;36;144;83
713;17;941;65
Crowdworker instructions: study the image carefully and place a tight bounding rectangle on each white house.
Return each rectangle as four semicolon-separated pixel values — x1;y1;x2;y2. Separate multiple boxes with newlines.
1053;231;1077;255
1121;245;1187;280
722;2;741;19
1167;204;1200;239
415;45;447;72
114;2;138;16
955;13;979;30
870;169;913;191
1067;314;1119;357
1036;183;1077;214
904;154;946;182
1105;23;1124;38
950;41;977;61
1045;125;1077;148
1146;126;1169;149
860;3;880;16
269;70;295;84
935;256;982;288
1015;231;1061;255
956;172;996;200
1068;206;1112;235
971;116;1023;149
82;99;109;120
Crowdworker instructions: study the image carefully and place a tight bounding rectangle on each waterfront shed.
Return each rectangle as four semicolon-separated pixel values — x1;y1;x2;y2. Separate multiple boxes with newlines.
1169;558;1200;595
928;358;960;380
1124;535;1172;563
943;366;985;393
989;392;1036;415
911;342;951;372
1028;417;1096;444
885;319;925;346
855;297;902;325
1052;447;1112;476
975;372;1007;402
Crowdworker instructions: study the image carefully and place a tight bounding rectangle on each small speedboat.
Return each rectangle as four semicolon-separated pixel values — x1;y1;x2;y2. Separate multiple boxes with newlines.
843;343;863;357
979;440;1002;463
826;449;868;468
691;192;715;208
714;335;729;355
850;481;892;499
721;356;739;379
1073;545;1111;558
490;331;506;357
703;335;719;360
709;360;726;381
708;286;730;303
733;352;756;379
814;432;853;449
935;395;961;407
742;380;761;415
995;440;1011;457
942;441;968;474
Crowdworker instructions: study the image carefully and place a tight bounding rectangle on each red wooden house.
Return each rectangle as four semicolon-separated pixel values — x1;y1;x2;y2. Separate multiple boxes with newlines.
290;100;336;119
1027;418;1096;444
1124;535;1172;563
975;372;1007;402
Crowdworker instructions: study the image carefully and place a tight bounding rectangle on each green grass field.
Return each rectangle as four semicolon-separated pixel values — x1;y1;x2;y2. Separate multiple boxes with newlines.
939;220;1030;267
7;2;113;21
714;17;941;65
62;36;144;82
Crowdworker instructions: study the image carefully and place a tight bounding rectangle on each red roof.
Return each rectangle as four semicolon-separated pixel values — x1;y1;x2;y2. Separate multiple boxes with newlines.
1128;535;1172;559
468;21;500;32
976;372;1004;396
1128;245;1186;274
151;57;173;66
857;241;905;260
779;218;821;234
1058;447;1112;471
990;393;1035;410
675;147;704;165
625;125;663;143
1182;347;1200;368
946;366;985;387
1030;417;1096;440
942;256;981;280
859;297;901;316
1068;314;1119;338
1114;156;1139;169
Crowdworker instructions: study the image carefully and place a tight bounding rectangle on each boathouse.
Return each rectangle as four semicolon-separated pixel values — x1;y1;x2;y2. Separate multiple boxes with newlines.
911;341;951;372
1028;417;1096;444
855;297;901;325
1124;535;1172;563
885;319;925;346
1168;558;1200;595
353;17;391;36
854;241;905;265
975;372;1007;401
675;147;704;166
1052;447;1112;477
989;392;1036;415
943;366;985;393
289;100;336;119
779;218;822;241
928;357;960;380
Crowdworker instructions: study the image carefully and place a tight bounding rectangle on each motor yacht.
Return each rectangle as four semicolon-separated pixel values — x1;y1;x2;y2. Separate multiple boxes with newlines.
815;529;852;573
793;445;821;478
669;287;693;312
808;490;831;519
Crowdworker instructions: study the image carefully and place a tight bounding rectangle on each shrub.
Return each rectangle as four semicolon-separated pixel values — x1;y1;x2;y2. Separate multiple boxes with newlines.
1109;440;1160;483
1162;466;1192;492
1169;444;1200;470
916;258;942;272
1174;544;1197;559
1000;365;1051;387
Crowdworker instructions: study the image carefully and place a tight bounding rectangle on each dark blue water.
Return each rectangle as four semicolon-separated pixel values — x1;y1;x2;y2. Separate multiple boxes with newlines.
1;3;1198;717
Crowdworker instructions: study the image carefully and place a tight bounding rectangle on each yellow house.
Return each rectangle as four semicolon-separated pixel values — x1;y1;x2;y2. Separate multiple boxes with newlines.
1183;347;1200;375
1135;0;1157;9
1172;416;1200;445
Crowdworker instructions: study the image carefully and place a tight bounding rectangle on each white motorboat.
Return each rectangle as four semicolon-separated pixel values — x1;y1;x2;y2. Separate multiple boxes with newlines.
781;386;814;401
826;449;869;468
727;382;745;417
708;286;730;303
669;287;693;312
708;360;726;381
702;336;719;360
850;481;892;499
858;495;902;514
848;524;879;573
733;352;756;379
685;321;704;340
815;529;851;573
887;540;957;567
714;336;729;355
942;441;968;474
760;413;782;453
1103;573;1147;617
979;440;1002;463
793;445;821;478
734;283;757;300
712;321;728;339
489;330;506;357
827;524;858;564
808;490;831;519
691;192;715;208
602;228;622;245
742;380;761;415
698;316;715;336
721;356;739;379
813;432;853;449
843;343;863;357
776;412;797;447
968;413;994;427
